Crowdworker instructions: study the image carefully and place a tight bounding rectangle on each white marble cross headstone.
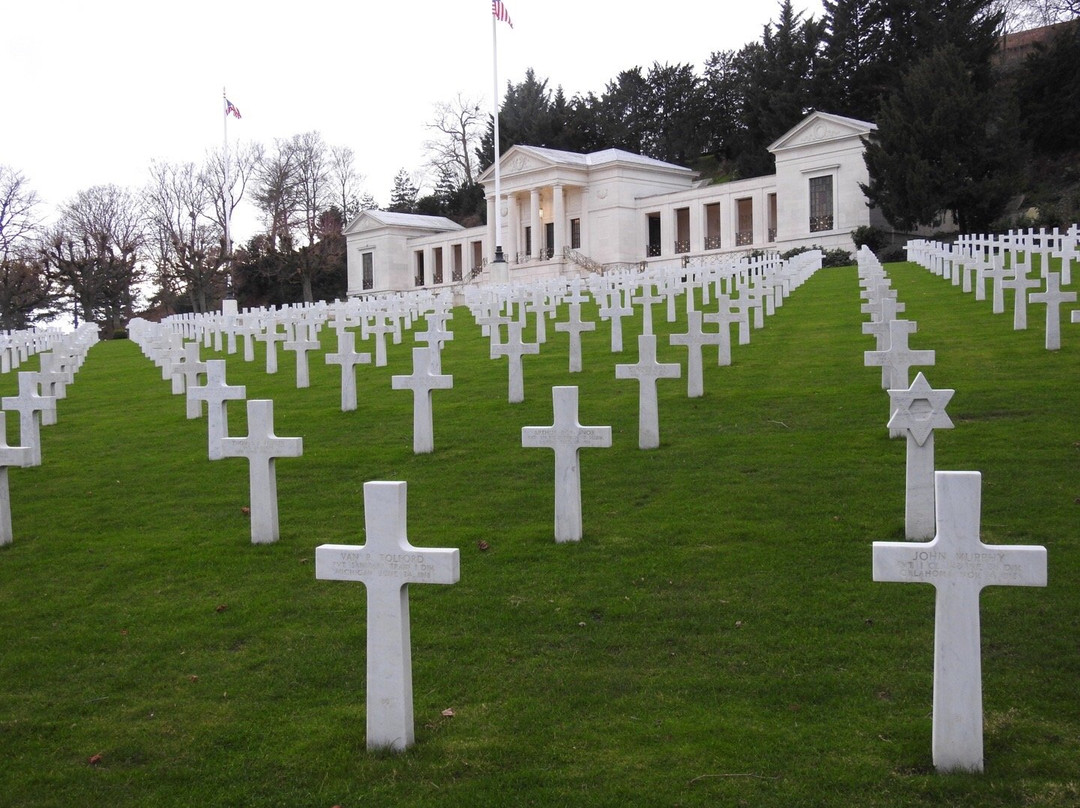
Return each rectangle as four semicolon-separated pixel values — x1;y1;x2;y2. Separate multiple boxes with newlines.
553;302;596;373
633;283;662;336
315;481;459;752
864;320;935;391
598;287;633;353
174;342;207;418
490;320;539;404
283;325;320;389
186;360;247;461
1;371;56;467
1002;268;1041;330
0;411;31;545
219;399;303;544
255;325;287;374
35;353;69;425
887;372;954;540
615;334;681;449
872;471;1047;773
669;309;722;397
325;330;372;412
391;347;453;454
366;316;394;367
522;386;612;542
982;255;1009;314
701;294;741;366
1029;271;1077;350
414;315;453;374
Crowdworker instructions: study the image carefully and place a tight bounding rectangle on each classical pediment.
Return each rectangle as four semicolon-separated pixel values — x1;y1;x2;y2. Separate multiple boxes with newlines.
344;209;462;236
769;111;877;153
504;151;546;175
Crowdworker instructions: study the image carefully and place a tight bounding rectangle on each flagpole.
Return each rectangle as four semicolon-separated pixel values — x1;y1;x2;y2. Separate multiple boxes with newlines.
490;14;507;283
222;87;232;265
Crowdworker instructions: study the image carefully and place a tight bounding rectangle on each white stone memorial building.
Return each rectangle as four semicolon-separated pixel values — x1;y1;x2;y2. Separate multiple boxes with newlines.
345;111;881;295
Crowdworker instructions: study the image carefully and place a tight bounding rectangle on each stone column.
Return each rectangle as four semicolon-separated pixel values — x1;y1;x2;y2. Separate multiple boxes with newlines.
754;188;767;246
553;184;566;258
508;193;520;263
721;196;734;252
530;188;542;260
660;205;673;259
486;194;497;260
687;202;702;254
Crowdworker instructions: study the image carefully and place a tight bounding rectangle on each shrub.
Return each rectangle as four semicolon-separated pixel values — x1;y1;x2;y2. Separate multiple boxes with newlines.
851;225;889;253
781;245;853;268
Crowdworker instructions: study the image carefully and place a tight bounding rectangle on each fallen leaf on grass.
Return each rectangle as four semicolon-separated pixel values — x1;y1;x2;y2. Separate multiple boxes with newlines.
477;540;490;551
215;604;227;613
241;506;251;516
441;708;455;717
188;675;199;683
88;754;103;765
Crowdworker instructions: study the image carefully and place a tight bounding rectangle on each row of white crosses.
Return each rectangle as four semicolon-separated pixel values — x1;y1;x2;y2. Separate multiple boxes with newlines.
0;323;100;545
150;292;460;417
309;254;822;749
856;247;1048;773
129;320;306;546
906;225;1079;350
516;253;823;542
479;252;822;438
136;254;811;754
0;325;71;374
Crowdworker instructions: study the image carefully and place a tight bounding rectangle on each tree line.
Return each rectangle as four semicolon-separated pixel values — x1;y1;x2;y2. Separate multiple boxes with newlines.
0;133;372;336
463;0;1078;235
2;0;1076;333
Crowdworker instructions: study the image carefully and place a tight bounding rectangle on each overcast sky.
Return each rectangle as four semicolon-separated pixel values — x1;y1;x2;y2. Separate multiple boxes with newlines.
5;0;823;240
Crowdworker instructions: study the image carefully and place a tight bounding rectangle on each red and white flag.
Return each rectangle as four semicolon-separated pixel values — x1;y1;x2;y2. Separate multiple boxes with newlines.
492;0;513;27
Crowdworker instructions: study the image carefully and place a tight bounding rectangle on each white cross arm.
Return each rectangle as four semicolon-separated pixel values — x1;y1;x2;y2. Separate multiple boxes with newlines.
315;542;460;586
873;540;1046;588
521;425;612;450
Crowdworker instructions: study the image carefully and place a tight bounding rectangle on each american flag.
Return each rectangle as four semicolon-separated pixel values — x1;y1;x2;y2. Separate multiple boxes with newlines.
225;98;242;119
492;0;513;27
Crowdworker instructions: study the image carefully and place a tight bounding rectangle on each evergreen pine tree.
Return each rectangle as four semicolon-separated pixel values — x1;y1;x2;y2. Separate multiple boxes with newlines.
861;45;1022;232
387;169;419;214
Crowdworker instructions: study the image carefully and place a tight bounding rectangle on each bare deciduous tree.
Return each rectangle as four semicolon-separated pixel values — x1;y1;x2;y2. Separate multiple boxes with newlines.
329;144;364;225
252;138;304;247
992;0;1076;30
205;141;260;256
424;94;485;188
0;166;41;263
44;184;145;335
292;131;330;246
145;160;226;313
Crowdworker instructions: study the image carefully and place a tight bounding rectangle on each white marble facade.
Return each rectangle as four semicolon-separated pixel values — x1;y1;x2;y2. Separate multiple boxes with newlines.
345;111;882;296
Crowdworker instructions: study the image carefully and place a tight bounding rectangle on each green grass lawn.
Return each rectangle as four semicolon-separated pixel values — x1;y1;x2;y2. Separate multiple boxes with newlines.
0;262;1077;807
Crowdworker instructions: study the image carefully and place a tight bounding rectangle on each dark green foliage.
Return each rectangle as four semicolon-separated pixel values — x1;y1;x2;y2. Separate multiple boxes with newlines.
479;63;709;169
781;245;854;266
0;257;56;330
852;225;891;253
229;221;346;309
861;45;1024;233
388;169;420;214
1016;22;1080;154
732;1;825;177
417;176;486;227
